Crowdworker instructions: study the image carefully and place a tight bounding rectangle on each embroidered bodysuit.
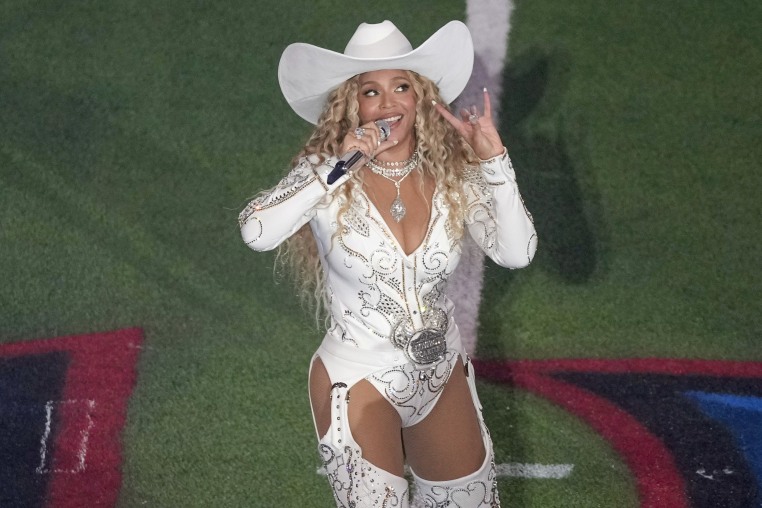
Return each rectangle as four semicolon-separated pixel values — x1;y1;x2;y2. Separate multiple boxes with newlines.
239;151;537;390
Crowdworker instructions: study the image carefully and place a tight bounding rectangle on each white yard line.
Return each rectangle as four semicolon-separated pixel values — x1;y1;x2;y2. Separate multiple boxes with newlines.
448;0;516;356
318;462;573;479
496;462;575;479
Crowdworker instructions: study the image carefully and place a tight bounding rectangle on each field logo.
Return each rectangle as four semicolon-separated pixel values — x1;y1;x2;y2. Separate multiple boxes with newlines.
0;328;142;508
475;358;762;507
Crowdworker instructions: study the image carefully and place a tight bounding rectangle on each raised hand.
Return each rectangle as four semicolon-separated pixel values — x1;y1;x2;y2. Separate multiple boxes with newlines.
432;88;504;160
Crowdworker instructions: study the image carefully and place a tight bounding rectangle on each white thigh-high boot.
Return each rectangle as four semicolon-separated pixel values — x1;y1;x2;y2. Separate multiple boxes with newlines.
410;359;501;508
318;382;410;508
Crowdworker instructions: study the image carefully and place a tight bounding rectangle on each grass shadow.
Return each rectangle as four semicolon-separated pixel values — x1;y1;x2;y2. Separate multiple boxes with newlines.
479;46;603;352
502;48;599;285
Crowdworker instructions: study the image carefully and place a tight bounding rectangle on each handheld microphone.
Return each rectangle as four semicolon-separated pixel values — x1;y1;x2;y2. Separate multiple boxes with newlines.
326;120;391;185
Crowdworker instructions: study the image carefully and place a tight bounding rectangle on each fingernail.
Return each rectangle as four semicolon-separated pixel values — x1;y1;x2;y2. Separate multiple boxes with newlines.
483;87;488;92
431;100;437;106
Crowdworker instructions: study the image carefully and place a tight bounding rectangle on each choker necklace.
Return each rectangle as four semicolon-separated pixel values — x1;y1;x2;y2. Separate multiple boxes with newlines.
366;151;419;222
370;149;418;168
367;150;419;177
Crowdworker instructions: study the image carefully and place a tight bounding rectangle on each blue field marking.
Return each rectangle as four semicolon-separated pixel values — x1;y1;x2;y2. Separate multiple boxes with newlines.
684;391;762;497
0;352;69;506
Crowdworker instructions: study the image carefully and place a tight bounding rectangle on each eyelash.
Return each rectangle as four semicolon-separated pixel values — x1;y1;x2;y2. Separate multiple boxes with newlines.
362;84;410;97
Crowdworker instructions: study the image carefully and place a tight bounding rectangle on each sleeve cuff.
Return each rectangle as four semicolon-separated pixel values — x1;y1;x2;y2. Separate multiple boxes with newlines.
478;147;516;184
308;155;349;192
478;146;508;164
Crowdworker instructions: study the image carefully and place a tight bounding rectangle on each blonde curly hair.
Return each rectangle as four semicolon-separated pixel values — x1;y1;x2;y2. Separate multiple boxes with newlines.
277;70;478;321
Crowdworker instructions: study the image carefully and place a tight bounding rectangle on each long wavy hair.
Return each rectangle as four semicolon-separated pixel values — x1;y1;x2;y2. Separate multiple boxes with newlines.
277;70;478;322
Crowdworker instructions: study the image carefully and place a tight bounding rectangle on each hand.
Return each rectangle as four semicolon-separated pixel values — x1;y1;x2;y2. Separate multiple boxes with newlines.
338;121;398;161
432;88;504;160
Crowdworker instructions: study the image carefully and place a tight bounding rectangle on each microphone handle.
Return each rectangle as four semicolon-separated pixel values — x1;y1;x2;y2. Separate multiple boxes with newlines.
325;119;391;185
326;150;365;185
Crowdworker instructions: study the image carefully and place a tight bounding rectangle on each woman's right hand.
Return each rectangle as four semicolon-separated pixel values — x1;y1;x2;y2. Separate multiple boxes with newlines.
338;121;398;163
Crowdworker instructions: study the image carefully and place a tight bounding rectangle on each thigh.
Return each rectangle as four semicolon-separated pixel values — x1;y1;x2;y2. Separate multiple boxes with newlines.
347;379;405;477
309;357;405;477
402;357;486;481
308;356;333;439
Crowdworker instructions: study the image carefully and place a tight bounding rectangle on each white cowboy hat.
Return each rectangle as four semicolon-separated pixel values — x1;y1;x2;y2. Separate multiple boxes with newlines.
278;20;474;124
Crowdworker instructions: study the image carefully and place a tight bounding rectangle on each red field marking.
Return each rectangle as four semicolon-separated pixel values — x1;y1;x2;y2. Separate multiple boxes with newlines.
1;328;143;508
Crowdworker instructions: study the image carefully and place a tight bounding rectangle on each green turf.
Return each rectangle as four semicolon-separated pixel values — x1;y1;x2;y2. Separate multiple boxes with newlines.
1;0;759;506
480;381;638;507
478;0;762;362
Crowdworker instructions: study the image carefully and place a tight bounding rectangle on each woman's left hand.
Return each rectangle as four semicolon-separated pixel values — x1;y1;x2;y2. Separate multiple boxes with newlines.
432;88;504;160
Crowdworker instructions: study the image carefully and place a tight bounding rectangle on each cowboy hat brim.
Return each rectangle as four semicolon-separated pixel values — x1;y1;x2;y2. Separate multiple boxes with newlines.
278;21;474;124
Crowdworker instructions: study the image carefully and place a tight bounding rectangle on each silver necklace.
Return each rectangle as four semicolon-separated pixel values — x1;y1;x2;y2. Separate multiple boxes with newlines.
367;150;418;177
367;151;419;222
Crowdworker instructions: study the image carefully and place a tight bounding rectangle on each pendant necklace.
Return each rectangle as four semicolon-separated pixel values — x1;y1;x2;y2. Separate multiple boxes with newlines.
367;150;419;222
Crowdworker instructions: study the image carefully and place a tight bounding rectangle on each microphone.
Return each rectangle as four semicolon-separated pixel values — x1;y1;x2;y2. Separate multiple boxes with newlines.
326;120;391;185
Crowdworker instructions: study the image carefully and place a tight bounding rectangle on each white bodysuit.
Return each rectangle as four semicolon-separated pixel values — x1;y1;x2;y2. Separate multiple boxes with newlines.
239;150;536;392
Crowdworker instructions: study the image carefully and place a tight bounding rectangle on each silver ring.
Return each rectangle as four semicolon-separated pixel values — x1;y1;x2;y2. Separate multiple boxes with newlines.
354;127;365;139
468;114;479;124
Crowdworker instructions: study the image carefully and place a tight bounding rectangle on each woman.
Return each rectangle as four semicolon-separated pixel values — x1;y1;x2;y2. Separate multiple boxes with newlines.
239;20;537;507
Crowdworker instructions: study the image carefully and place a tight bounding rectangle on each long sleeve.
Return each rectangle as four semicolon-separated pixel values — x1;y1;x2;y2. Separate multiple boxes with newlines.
239;154;345;251
462;149;538;268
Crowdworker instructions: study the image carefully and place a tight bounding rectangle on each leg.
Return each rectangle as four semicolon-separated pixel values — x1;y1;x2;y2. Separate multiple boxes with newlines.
402;356;485;479
345;379;406;476
403;356;500;507
308;356;333;439
310;356;410;507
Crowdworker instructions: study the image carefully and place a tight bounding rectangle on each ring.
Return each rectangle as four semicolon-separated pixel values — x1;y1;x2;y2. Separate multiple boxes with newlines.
354;127;365;139
468;114;479;124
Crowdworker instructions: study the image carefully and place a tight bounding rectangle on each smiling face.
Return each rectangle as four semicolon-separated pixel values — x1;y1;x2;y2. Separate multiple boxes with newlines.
357;69;417;157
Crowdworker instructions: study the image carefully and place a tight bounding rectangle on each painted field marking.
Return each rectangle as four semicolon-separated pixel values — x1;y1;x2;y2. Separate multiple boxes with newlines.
318;462;573;480
36;399;96;474
496;462;574;479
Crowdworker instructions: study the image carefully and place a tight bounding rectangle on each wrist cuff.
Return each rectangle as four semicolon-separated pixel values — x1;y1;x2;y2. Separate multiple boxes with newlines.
478;146;508;164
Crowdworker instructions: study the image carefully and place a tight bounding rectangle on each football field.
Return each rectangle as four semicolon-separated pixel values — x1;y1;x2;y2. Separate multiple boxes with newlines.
1;0;760;506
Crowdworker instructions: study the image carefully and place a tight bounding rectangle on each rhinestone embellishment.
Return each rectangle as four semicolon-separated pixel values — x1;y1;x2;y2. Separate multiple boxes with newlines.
390;196;406;223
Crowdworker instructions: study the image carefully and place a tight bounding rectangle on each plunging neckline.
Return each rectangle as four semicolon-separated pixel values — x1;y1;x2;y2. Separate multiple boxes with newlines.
360;186;438;258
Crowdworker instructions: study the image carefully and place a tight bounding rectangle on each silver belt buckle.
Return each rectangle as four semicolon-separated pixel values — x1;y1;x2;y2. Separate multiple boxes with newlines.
391;308;449;369
406;329;447;367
